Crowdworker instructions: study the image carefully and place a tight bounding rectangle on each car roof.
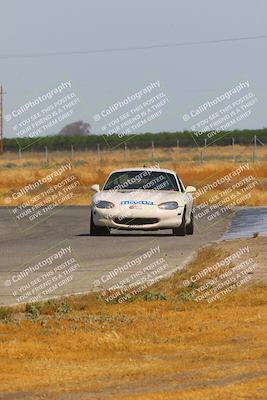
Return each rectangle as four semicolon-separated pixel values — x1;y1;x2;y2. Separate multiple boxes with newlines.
109;167;177;175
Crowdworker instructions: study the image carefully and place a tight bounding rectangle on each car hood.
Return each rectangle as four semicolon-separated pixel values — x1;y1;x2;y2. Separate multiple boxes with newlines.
92;190;186;206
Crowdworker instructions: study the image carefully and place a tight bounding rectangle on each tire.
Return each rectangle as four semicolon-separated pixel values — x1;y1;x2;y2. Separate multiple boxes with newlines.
173;210;186;236
186;212;194;235
90;212;110;236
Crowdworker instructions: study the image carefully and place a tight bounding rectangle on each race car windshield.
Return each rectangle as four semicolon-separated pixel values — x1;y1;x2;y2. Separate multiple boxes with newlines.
103;171;179;191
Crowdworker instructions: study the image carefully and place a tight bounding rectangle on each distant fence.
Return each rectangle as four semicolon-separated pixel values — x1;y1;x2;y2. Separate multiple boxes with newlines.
2;135;266;165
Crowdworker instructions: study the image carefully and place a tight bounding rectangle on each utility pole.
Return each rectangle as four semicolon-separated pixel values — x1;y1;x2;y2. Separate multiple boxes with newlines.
0;86;7;154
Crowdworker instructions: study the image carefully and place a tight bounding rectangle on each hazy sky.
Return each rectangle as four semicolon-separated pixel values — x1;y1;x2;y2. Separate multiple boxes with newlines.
0;0;267;138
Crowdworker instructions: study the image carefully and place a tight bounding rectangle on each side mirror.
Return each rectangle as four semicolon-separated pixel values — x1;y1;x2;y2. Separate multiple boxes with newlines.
91;184;100;192
185;186;196;194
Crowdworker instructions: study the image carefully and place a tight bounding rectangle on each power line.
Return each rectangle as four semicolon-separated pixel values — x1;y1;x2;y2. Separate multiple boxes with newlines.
0;34;267;60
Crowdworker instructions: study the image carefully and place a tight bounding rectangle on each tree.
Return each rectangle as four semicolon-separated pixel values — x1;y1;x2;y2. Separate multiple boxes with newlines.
58;121;91;136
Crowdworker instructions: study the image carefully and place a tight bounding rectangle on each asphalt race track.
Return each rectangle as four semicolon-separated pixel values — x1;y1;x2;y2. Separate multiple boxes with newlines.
0;206;233;306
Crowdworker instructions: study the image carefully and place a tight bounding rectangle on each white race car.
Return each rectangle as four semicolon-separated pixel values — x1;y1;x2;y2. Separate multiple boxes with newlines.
90;167;196;236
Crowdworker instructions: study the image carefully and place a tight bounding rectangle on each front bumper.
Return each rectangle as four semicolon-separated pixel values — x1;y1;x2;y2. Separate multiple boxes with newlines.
92;206;184;230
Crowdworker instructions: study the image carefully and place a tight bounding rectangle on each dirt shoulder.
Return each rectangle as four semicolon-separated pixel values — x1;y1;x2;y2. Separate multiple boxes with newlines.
221;236;267;285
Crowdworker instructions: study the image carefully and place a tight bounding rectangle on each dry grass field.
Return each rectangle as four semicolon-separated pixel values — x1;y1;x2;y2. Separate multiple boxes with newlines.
0;145;267;206
0;237;266;399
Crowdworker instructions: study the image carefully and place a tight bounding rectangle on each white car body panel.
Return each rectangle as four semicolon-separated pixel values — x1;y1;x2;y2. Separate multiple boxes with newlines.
91;168;194;231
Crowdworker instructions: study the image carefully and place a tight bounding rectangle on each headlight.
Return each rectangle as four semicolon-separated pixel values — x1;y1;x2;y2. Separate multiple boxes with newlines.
158;201;178;210
95;201;115;209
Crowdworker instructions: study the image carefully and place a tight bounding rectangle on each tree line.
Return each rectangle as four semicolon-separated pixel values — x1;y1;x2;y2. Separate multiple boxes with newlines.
3;128;267;151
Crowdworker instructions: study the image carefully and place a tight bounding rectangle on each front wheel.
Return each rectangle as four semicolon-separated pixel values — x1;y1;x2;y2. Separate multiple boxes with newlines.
186;212;194;235
90;212;110;236
172;211;186;236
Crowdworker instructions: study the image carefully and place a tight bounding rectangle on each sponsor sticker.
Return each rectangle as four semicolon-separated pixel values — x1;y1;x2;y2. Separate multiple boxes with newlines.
121;200;154;205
